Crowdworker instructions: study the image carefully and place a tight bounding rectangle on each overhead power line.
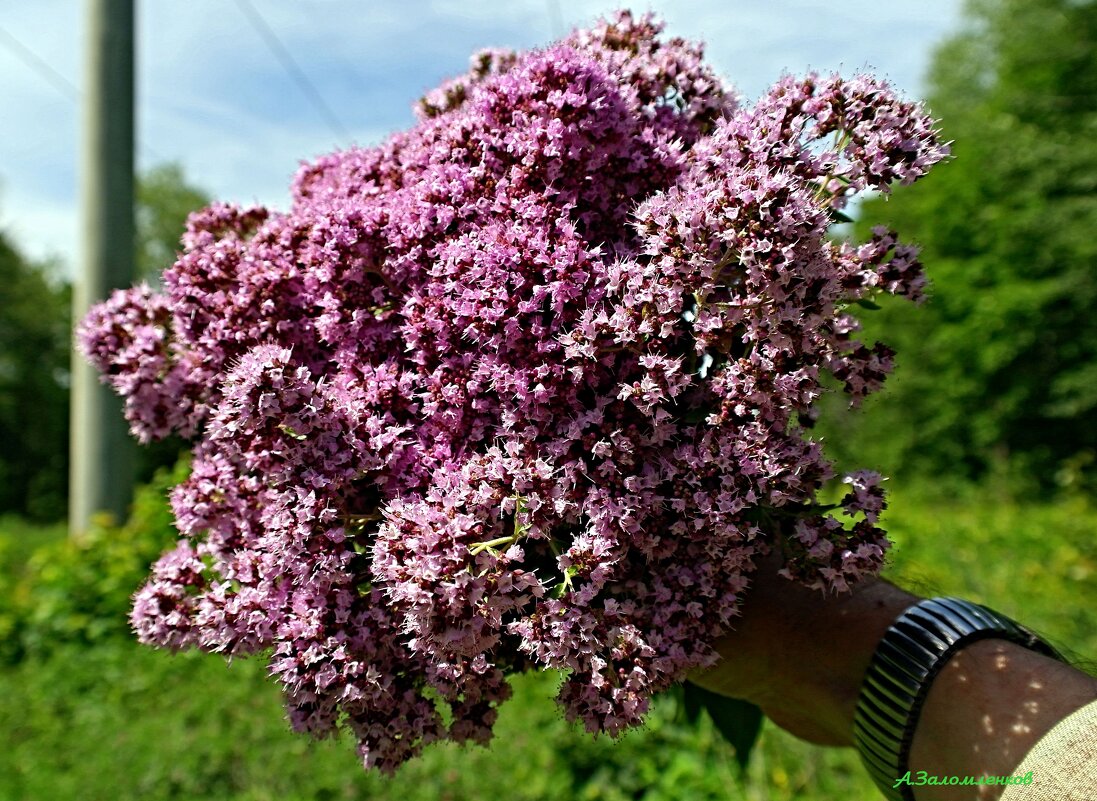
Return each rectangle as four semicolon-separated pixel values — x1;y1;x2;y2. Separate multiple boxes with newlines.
0;20;164;162
0;23;80;101
233;0;351;142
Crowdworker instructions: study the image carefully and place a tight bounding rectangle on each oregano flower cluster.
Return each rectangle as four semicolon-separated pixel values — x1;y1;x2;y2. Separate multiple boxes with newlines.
78;11;947;773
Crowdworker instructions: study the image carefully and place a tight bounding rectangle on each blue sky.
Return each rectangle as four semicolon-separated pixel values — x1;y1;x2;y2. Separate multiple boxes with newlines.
1;1;965;277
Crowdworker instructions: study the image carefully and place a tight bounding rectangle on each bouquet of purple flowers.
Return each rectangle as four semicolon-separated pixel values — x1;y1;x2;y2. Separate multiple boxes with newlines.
79;11;947;772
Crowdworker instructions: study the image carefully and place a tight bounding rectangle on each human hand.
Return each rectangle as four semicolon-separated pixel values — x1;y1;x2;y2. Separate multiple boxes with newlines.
688;552;917;746
689;555;1097;800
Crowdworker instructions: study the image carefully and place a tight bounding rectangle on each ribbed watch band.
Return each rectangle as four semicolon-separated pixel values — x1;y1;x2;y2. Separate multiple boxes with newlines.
853;597;1060;801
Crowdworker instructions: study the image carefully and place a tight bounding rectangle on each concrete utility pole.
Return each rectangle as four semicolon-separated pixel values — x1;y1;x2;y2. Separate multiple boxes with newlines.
70;0;136;535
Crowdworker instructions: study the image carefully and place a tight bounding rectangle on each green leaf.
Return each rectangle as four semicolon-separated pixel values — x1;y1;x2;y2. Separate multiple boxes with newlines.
277;424;308;441
829;208;854;224
681;682;704;725
683;681;765;773
855;298;882;311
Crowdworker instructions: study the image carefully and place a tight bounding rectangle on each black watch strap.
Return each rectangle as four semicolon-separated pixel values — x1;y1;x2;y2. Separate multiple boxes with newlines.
853;596;1060;801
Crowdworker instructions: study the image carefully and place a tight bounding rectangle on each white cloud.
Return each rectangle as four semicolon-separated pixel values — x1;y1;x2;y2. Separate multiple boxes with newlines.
0;192;78;271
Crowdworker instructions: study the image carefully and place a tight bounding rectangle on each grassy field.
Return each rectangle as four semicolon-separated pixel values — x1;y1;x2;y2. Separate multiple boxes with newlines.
0;482;1093;801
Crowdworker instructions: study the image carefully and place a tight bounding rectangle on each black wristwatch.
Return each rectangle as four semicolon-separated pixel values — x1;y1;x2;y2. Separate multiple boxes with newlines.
853;597;1061;801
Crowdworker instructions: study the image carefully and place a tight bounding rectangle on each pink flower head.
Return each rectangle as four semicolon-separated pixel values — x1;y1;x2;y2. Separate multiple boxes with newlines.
79;9;946;771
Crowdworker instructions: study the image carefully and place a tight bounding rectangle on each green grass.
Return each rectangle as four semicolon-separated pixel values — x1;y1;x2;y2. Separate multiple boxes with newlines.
0;642;877;801
881;485;1097;659
0;483;1093;801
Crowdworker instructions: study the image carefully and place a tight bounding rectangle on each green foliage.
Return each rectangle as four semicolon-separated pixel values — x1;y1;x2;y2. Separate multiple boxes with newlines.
0;515;66;652
820;0;1097;491
0;164;209;521
137;163;211;283
683;684;764;773
0;459;185;664
0;236;70;520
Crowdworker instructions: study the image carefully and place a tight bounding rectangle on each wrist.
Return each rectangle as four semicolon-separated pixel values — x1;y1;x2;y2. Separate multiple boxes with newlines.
854;599;1077;801
759;578;918;746
692;573;917;746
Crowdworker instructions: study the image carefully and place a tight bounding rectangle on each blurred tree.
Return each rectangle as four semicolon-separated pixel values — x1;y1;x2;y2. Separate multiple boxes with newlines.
822;0;1097;492
136;163;209;283
0;238;70;520
0;164;209;520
